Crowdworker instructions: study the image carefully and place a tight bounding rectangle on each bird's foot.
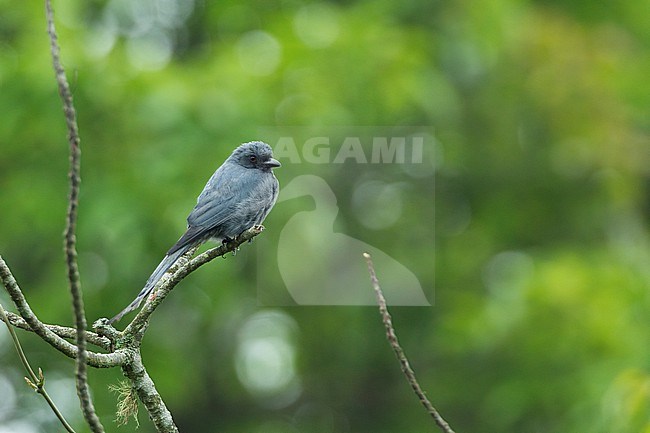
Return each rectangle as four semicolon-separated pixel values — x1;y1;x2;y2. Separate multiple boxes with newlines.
220;236;240;257
248;225;265;243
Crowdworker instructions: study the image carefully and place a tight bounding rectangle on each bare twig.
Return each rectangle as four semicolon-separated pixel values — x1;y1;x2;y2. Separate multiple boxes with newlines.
121;225;265;339
0;303;77;433
1;256;129;367
363;253;455;433
44;0;104;431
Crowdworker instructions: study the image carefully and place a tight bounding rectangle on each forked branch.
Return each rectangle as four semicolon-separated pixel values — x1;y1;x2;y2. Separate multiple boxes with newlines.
2;310;111;350
0;256;129;368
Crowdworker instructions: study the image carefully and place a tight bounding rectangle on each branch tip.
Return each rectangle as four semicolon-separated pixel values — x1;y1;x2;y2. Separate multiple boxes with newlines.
363;253;456;433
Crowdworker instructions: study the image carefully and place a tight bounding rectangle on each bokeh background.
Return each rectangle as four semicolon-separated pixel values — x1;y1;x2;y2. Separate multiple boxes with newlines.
1;0;649;432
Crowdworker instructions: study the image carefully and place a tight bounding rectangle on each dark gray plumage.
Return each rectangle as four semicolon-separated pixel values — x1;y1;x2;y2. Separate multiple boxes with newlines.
110;141;280;323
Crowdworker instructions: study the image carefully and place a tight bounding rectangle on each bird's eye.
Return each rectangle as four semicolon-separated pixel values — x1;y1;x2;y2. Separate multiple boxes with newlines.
249;155;257;163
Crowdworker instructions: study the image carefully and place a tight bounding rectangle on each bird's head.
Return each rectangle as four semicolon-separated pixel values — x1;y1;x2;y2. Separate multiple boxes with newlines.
229;141;281;172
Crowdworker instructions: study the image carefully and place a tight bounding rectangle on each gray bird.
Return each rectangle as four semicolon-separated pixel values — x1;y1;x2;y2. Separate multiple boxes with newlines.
110;141;280;323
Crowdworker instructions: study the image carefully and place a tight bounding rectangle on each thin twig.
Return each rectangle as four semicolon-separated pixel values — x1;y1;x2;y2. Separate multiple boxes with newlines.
44;0;104;431
363;253;455;433
0;303;76;433
2;311;111;350
121;226;265;339
1;255;129;368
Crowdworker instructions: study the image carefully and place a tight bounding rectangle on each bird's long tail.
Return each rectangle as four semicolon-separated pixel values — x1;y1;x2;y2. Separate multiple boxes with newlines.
109;246;189;323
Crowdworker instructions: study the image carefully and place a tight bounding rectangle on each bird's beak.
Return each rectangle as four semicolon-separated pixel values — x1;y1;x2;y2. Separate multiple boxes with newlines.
265;158;281;168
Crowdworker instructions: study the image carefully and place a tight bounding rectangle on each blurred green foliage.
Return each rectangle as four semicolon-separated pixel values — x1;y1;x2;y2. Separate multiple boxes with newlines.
0;0;649;432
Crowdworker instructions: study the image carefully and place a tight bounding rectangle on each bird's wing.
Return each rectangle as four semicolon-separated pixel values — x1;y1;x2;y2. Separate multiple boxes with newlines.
187;169;247;228
165;168;247;255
